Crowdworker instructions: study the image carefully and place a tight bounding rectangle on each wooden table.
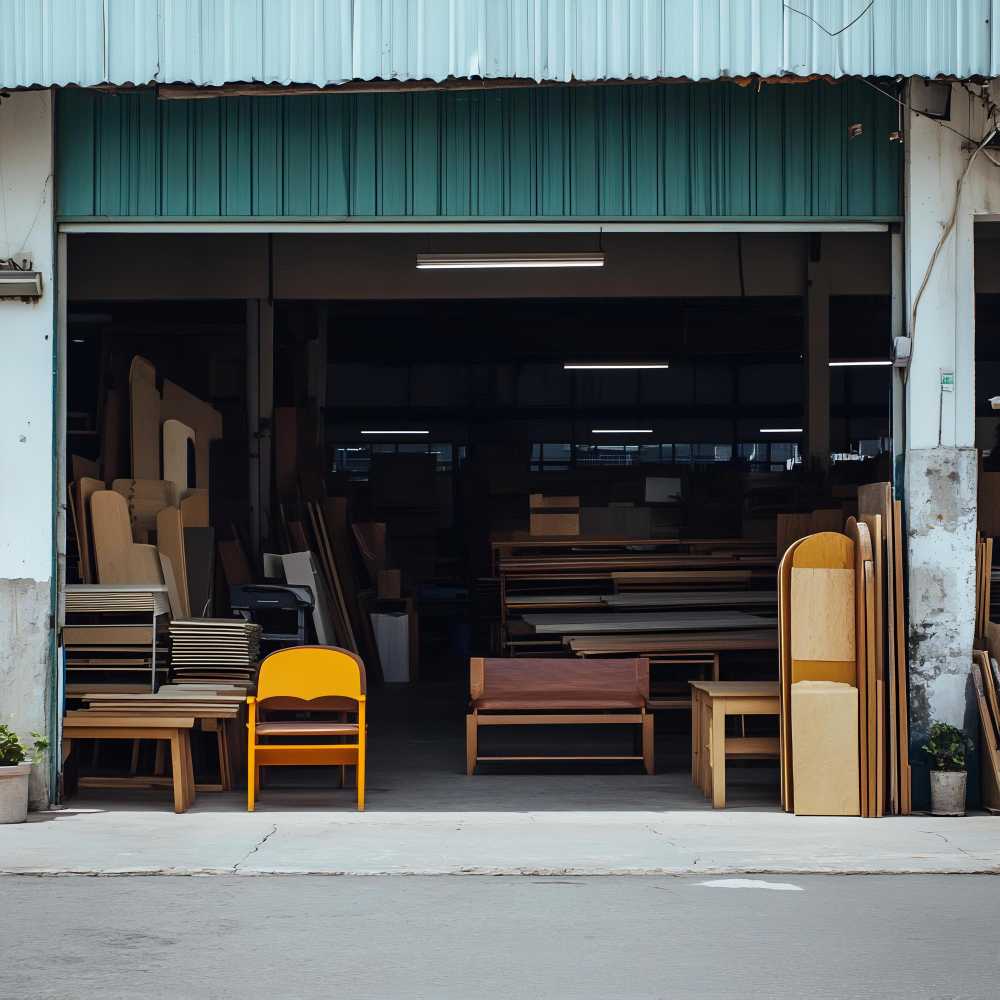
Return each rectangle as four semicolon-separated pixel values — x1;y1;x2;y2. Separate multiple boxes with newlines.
689;681;780;809
62;716;196;813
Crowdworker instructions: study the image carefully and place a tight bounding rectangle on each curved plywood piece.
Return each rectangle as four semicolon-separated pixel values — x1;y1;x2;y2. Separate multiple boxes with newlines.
161;379;222;489
91;491;139;584
180;488;209;528
778;535;805;812
129;356;160;480
163;419;196;493
112;479;178;534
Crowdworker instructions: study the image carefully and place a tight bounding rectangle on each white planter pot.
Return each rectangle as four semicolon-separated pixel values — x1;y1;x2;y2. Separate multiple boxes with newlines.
0;762;31;824
929;770;967;816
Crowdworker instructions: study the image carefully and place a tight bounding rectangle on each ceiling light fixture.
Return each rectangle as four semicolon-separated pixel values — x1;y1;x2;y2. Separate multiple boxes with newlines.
564;363;669;370
829;359;893;367
360;430;430;435
416;252;604;269
759;428;803;434
592;429;653;434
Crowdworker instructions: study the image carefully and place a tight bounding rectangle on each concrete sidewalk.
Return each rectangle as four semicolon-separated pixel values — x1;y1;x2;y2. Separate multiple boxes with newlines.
4;795;999;875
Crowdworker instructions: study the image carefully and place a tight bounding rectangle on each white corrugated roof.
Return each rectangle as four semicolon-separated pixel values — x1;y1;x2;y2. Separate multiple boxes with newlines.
1;0;995;90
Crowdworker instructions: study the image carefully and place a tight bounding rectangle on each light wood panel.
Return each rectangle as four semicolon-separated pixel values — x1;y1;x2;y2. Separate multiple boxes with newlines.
129;356;160;480
156;507;190;618
789;568;855;661
180;488;209;528
160;379;222;489
163;419;196;492
790;681;860;816
112;479;178;534
91;491;139;584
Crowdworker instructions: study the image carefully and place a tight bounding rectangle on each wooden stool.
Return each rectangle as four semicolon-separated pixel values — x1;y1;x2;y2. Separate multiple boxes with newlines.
689;682;779;808
63;716;196;813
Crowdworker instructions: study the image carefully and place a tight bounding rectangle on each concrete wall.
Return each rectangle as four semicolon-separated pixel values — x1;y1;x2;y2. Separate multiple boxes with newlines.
0;91;56;808
904;81;1000;807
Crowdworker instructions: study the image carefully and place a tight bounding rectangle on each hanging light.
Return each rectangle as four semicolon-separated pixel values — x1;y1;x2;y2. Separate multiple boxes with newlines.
416;252;604;269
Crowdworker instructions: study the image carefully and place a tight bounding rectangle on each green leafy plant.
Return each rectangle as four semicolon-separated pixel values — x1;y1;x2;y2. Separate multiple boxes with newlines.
0;721;49;768
922;722;973;772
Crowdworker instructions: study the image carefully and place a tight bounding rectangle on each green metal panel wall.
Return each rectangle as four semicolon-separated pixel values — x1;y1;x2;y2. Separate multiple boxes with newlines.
56;82;900;219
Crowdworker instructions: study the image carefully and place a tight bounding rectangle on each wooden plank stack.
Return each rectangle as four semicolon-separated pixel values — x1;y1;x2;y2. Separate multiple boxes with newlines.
167;619;261;686
778;487;910;818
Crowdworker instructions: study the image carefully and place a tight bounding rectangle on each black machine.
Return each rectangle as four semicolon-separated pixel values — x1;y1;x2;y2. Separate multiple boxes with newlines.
230;584;315;649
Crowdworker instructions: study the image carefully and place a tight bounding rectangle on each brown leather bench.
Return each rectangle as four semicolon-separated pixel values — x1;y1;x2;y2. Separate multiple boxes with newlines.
466;657;653;774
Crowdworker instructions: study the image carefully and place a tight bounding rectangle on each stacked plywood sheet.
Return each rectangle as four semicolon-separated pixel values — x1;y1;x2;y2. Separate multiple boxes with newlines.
168;619;261;686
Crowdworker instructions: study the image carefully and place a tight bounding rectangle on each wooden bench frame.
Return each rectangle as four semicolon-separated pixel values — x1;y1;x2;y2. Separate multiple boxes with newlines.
466;657;653;775
63;716;196;813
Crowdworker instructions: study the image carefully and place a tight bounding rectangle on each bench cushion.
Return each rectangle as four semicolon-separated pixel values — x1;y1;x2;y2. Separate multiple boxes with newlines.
471;657;649;711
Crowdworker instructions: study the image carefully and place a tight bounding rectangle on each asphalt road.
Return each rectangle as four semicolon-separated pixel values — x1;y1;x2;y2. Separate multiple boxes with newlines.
3;874;995;999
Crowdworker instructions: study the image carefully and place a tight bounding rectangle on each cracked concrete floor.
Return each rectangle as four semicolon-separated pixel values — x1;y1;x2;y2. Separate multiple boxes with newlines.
7;683;998;876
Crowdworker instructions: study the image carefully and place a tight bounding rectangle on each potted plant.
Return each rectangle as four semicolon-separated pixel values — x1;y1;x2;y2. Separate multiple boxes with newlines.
922;722;973;816
0;721;49;824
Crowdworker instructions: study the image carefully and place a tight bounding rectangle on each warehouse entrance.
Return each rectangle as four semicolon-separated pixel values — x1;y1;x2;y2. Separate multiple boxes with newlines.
60;226;895;812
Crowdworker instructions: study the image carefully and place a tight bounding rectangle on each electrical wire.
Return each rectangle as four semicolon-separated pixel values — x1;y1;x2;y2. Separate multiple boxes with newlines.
783;0;874;38
855;76;978;144
909;126;999;352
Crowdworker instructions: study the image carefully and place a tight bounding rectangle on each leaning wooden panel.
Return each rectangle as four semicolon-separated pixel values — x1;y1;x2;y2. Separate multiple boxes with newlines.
91;490;139;585
972;664;1000;814
864;560;878;816
892;501;911;814
790;681;861;816
129;356;160;481
844;517;871;817
779;536;805;812
976;650;1000;735
156;507;190;618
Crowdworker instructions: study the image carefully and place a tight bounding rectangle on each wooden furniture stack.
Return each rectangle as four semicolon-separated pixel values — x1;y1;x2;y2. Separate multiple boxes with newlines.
494;535;777;710
64;584;171;694
167;619;261;687
778;486;910;817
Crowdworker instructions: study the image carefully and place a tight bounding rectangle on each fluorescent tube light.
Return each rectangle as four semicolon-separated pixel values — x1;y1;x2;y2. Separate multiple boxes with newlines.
361;430;430;435
759;428;803;433
416;252;604;269
829;360;892;367
565;363;669;370
592;429;653;434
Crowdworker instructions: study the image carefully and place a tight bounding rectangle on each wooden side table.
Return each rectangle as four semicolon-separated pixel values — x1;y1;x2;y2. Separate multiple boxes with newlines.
689;681;780;808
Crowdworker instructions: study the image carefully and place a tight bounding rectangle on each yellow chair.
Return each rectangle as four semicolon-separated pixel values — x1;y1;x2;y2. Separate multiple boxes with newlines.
247;645;367;811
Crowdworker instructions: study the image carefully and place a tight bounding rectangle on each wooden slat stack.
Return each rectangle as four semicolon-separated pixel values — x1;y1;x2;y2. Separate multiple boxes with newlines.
167;619;261;687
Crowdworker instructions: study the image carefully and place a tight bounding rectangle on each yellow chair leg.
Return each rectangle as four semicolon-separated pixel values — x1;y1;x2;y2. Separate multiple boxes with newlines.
357;706;366;811
247;749;255;811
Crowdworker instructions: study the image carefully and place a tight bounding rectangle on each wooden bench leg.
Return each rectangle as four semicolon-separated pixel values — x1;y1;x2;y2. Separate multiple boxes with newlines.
169;731;187;814
466;714;478;775
154;739;167;775
711;699;726;808
642;713;654;775
183;731;196;807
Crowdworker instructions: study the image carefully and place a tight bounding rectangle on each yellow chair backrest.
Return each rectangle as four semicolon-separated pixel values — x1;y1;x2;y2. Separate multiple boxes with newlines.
256;646;366;703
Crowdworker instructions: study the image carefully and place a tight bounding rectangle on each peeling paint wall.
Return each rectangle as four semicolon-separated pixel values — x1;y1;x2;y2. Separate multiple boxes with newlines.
903;82;1000;808
0;91;56;809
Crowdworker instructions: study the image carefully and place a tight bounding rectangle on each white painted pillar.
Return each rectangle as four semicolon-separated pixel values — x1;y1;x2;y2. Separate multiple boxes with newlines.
903;82;996;803
0;91;56;808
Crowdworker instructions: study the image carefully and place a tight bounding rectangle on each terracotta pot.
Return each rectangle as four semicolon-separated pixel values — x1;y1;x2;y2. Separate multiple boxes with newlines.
929;770;967;816
0;762;31;824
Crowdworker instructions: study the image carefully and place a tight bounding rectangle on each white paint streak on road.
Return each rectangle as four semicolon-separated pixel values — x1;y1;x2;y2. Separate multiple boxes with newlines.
698;878;804;891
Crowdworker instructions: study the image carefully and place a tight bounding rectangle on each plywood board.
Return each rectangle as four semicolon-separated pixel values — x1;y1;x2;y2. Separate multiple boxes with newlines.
91;491;139;585
892;500;911;814
163;419;196;492
978;471;1000;537
180;489;209;528
972;664;1000;814
133;543;165;586
73;477;103;584
184;527;216;618
160;379;222;489
129;356;160;480
790;681;861;816
779;536;804;812
844;517;870;817
281;551;336;645
156;506;190;618
864;559;878;815
158;552;184;619
102;388;124;483
789;568;855;661
218;540;251;587
112;479;178;534
71;454;101;484
976;650;1000;735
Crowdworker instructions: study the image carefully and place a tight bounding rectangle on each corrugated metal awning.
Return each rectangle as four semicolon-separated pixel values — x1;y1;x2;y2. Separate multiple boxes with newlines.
1;0;996;91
